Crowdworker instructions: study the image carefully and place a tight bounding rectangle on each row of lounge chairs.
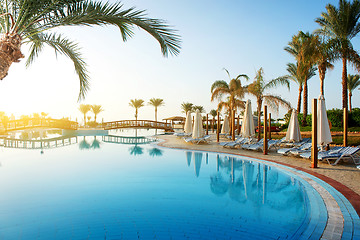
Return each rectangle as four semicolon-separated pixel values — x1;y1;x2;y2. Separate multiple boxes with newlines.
220;135;360;167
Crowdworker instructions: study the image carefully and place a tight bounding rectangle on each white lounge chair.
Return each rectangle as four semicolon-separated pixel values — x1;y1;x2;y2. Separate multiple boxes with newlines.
184;135;211;144
320;147;360;166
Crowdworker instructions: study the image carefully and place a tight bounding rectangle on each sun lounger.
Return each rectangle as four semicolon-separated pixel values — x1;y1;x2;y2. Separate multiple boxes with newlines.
174;132;192;137
184;135;211;144
220;137;248;148
299;146;343;159
286;143;313;157
320;147;360;166
278;142;312;155
242;139;264;150
280;138;311;148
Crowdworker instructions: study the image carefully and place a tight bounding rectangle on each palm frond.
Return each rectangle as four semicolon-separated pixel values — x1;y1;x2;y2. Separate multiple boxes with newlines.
265;76;290;91
263;95;292;112
24;32;89;101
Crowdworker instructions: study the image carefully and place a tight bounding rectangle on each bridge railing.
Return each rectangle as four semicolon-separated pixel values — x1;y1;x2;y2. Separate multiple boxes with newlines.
0;118;78;131
102;120;173;130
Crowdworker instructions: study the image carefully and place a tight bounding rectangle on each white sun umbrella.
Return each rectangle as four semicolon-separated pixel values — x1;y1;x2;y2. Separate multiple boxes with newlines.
192;109;204;139
317;95;332;147
184;111;192;134
285;109;302;142
221;115;230;134
241;100;255;138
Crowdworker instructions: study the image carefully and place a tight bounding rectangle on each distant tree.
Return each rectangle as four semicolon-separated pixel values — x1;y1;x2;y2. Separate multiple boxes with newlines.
40;112;48;119
209;109;217;118
193;105;205;113
33;113;40;118
79;104;91;126
347;74;360;111
129;99;145;121
91;104;104;123
148;98;164;122
181;102;194;115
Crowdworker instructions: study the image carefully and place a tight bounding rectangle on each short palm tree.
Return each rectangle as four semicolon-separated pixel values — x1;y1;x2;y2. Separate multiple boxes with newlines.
91;104;104;123
148;98;164;122
78;104;91;126
0;1;181;100
193;105;205;113
211;68;248;131
129;99;144;121
181;102;193;115
209;109;217;131
247;68;291;140
347;74;360;111
316;0;360;110
286;62;316;114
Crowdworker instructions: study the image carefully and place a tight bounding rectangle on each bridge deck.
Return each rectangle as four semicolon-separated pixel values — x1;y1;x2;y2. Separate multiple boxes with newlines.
102;120;173;131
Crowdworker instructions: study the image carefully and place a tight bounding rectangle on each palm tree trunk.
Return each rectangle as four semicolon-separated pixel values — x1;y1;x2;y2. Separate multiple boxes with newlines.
94;114;97;123
349;92;352;112
319;66;325;96
83;114;86;126
0;33;24;80
302;80;308;126
155;107;157;122
257;98;262;141
135;109;138;121
342;57;348;110
297;85;303;114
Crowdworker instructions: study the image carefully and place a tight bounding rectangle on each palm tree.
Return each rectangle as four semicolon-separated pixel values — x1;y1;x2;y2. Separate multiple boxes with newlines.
91;104;104;123
40;112;48;119
148;98;164;122
286;62;316;114
316;0;360;110
285;31;317;126
247;68;291;140
181;102;193;115
211;68;248;131
209;109;217;132
347;74;360;111
193;105;205;113
78;104;91;126
0;1;181;100
129;99;144;121
313;37;335;96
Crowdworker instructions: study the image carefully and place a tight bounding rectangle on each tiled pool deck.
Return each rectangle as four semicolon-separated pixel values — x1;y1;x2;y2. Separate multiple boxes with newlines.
158;135;360;239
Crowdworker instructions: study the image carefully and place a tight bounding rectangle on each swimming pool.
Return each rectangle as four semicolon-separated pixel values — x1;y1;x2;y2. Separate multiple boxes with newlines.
0;133;356;239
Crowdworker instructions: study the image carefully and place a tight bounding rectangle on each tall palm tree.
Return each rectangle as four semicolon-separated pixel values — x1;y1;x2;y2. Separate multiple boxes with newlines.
129;99;144;121
78;104;91;126
247;68;291;140
148;98;164;122
285;31;317;126
313;37;335;96
211;68;248;131
91;104;104;123
181;102;193;115
316;0;360;110
0;1;181;100
286;62;316;114
347;74;360;111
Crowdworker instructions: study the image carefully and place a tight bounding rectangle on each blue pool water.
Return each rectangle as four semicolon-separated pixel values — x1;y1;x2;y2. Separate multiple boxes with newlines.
0;133;318;239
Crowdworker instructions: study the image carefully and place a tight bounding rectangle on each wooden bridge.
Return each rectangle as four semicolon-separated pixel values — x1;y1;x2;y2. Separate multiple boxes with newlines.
101;120;173;132
0;118;78;132
102;135;156;145
0;136;78;149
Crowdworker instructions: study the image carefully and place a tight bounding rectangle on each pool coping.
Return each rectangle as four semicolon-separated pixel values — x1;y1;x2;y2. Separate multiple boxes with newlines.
155;139;360;239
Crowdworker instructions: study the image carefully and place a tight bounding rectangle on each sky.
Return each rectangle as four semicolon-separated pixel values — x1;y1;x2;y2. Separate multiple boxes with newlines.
0;0;359;124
